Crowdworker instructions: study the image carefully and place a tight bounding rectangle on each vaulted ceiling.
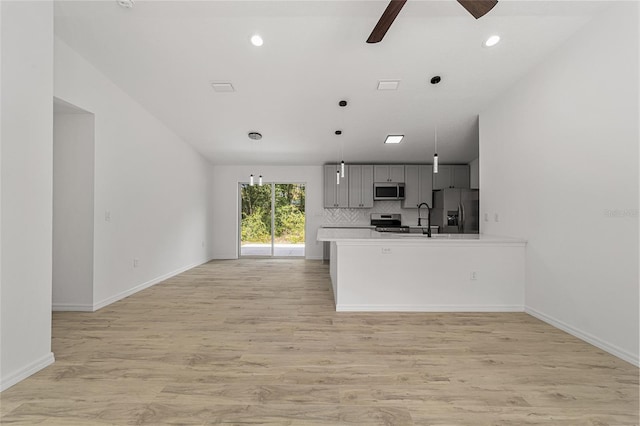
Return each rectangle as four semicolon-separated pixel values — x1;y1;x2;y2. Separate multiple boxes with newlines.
54;1;609;165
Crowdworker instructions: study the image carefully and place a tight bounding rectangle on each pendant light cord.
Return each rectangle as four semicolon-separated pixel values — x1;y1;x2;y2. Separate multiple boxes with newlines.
435;126;438;153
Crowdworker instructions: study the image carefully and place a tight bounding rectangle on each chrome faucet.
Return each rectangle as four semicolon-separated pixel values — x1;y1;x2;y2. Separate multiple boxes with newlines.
417;202;432;238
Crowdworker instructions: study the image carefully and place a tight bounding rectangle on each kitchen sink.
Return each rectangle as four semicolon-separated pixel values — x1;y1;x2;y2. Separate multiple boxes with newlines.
394;233;438;238
408;226;439;234
394;233;480;240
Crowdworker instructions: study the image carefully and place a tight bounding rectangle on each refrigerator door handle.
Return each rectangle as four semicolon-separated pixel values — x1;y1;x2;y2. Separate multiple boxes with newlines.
459;203;465;233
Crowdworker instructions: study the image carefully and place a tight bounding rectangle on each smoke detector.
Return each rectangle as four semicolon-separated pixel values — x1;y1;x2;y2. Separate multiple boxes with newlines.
248;132;262;141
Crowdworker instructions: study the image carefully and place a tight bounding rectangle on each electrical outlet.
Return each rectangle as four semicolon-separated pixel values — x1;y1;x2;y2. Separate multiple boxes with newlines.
381;247;392;255
133;258;139;268
494;213;500;222
484;213;489;222
470;271;478;281
201;240;205;248
105;211;111;222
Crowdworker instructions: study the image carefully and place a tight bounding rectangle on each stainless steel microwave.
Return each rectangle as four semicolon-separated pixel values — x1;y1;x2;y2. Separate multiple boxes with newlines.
373;182;405;200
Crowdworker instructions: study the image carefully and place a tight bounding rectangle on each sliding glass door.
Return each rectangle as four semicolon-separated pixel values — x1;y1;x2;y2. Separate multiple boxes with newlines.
240;183;273;256
240;183;305;257
273;183;305;256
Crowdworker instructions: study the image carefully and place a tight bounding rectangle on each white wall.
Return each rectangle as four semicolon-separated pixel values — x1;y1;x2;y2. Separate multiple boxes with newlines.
1;1;55;390
211;165;323;259
54;38;215;309
469;158;479;189
53;108;95;309
480;3;639;365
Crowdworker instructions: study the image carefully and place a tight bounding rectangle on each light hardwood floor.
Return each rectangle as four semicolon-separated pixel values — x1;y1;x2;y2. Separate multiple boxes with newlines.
1;259;638;425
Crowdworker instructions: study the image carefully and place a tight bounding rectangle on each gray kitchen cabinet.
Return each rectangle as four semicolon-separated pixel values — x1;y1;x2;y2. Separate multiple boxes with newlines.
324;164;349;208
374;165;405;182
433;165;451;189
452;165;470;189
402;165;433;208
433;165;470;189
348;164;374;208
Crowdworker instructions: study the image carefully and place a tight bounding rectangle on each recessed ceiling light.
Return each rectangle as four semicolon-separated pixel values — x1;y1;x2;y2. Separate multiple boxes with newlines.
248;132;262;140
377;80;400;91
384;135;404;144
211;82;235;92
484;35;501;47
116;0;134;8
250;35;264;47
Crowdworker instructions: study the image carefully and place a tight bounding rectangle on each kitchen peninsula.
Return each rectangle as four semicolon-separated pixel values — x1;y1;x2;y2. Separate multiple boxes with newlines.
317;228;526;312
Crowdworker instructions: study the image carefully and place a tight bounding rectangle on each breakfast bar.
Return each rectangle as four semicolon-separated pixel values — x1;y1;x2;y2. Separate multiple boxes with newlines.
317;228;527;312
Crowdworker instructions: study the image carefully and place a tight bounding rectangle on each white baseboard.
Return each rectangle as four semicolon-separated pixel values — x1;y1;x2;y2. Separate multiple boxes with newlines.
93;258;211;311
52;303;94;312
0;352;55;392
336;304;524;312
525;306;639;367
305;255;323;260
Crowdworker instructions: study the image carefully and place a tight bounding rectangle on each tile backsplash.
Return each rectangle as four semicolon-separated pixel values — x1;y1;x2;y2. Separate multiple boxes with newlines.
323;201;419;226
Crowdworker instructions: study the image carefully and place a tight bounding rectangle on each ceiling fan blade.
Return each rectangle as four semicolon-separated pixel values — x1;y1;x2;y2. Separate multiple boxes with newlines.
457;0;498;19
367;0;408;44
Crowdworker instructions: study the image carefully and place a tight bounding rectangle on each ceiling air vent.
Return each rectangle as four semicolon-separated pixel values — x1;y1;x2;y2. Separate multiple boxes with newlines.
211;82;235;93
377;80;400;91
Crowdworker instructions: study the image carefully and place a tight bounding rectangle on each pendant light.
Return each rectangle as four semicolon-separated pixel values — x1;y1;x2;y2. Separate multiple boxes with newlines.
335;130;343;185
433;126;439;174
248;132;263;185
336;130;344;183
430;76;441;174
338;100;348;180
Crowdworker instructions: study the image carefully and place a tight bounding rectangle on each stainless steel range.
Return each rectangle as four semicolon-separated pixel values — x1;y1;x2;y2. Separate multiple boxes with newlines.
370;213;410;233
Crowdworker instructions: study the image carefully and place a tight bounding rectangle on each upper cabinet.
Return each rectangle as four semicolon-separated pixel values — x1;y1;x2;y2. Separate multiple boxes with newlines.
348;165;374;208
323;164;349;208
433;165;470;190
374;165;405;182
452;166;470;188
402;165;433;209
324;163;471;209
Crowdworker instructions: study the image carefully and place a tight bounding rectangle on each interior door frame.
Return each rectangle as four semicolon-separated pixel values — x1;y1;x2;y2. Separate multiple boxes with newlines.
237;181;307;258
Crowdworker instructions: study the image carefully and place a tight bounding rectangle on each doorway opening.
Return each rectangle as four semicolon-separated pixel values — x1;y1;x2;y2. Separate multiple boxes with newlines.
239;183;306;257
52;98;95;311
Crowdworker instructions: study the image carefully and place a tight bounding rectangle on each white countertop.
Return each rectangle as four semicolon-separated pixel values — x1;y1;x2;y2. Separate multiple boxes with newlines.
317;227;526;245
321;224;375;229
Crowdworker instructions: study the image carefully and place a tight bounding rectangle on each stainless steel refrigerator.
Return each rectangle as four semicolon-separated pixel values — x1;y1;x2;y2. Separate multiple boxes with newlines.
432;189;479;234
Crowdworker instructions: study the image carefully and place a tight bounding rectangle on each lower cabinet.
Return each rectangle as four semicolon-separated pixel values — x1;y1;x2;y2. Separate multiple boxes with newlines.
348;165;374;208
402;165;433;208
